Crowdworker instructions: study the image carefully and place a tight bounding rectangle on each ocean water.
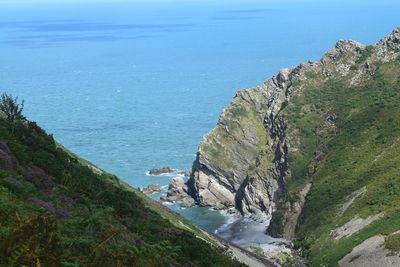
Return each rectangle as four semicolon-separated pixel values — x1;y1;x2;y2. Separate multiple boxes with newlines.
1;0;399;243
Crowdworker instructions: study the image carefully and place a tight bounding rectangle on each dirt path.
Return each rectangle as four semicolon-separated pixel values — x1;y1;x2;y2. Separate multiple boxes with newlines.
202;230;278;267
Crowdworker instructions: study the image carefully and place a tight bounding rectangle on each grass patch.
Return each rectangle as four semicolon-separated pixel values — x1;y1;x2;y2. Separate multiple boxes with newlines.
385;231;400;255
269;59;400;265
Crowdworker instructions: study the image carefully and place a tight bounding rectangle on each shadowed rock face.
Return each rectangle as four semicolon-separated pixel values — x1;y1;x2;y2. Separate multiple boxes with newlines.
185;63;314;217
0;141;17;170
162;176;195;207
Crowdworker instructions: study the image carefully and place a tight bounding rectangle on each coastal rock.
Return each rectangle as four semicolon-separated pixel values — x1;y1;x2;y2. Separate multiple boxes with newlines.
148;167;174;175
161;176;195;207
161;30;400;262
0;141;17;170
176;28;400;220
184;62;309;215
141;184;163;195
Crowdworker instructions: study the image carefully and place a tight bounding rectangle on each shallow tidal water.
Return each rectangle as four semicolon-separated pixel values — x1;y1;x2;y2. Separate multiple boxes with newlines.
1;0;399;245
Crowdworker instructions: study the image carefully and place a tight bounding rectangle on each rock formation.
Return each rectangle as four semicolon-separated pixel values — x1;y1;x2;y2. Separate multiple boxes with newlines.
167;28;400;221
161;176;195;207
148;167;175;175
141;184;163;195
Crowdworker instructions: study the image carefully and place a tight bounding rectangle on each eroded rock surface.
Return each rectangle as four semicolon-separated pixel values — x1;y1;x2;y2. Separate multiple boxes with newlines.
163;29;400;245
141;184;163;195
161;176;195;207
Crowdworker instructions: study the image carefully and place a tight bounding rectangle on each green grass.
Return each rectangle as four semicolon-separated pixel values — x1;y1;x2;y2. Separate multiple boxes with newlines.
269;60;400;265
385;231;400;255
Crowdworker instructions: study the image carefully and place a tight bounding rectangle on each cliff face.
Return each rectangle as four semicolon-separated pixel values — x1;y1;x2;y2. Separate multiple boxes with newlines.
186;65;298;216
186;33;383;216
183;28;400;265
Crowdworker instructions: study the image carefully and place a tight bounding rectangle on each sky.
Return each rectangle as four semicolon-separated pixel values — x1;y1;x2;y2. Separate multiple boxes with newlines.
1;0;399;5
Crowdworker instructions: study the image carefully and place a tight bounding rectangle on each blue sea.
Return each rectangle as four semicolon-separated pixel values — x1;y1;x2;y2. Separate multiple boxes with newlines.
1;0;399;244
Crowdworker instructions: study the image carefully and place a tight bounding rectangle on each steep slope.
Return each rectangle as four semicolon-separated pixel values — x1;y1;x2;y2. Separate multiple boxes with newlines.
0;111;245;266
181;28;400;265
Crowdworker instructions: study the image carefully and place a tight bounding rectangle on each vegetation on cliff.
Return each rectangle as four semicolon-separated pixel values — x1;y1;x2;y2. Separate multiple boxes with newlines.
281;58;400;266
0;94;244;266
184;28;400;266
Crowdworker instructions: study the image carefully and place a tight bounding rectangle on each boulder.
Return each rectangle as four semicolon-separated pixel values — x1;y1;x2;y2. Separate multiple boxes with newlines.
161;176;195;207
148;167;174;175
141;184;163;195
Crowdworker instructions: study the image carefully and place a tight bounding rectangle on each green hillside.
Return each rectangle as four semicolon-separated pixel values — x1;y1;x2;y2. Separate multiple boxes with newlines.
184;28;400;266
269;40;400;265
0;95;243;267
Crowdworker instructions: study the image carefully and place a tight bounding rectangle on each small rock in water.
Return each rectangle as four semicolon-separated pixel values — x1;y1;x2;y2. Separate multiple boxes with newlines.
148;167;174;175
141;184;163;195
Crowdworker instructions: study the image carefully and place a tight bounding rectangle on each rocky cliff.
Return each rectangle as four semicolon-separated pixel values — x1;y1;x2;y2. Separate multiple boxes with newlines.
168;28;400;265
187;29;399;215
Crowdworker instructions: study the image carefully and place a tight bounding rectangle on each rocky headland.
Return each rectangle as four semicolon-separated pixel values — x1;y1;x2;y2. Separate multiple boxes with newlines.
164;28;400;266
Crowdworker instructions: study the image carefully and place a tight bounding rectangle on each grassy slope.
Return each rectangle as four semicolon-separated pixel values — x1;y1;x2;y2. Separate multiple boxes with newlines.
0;116;244;266
278;56;400;265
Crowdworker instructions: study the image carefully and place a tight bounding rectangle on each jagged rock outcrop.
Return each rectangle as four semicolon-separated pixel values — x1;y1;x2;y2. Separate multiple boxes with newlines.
141;184;163;195
149;167;174;175
162;28;400;221
158;27;400;266
161;176;195;207
185;66;307;216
